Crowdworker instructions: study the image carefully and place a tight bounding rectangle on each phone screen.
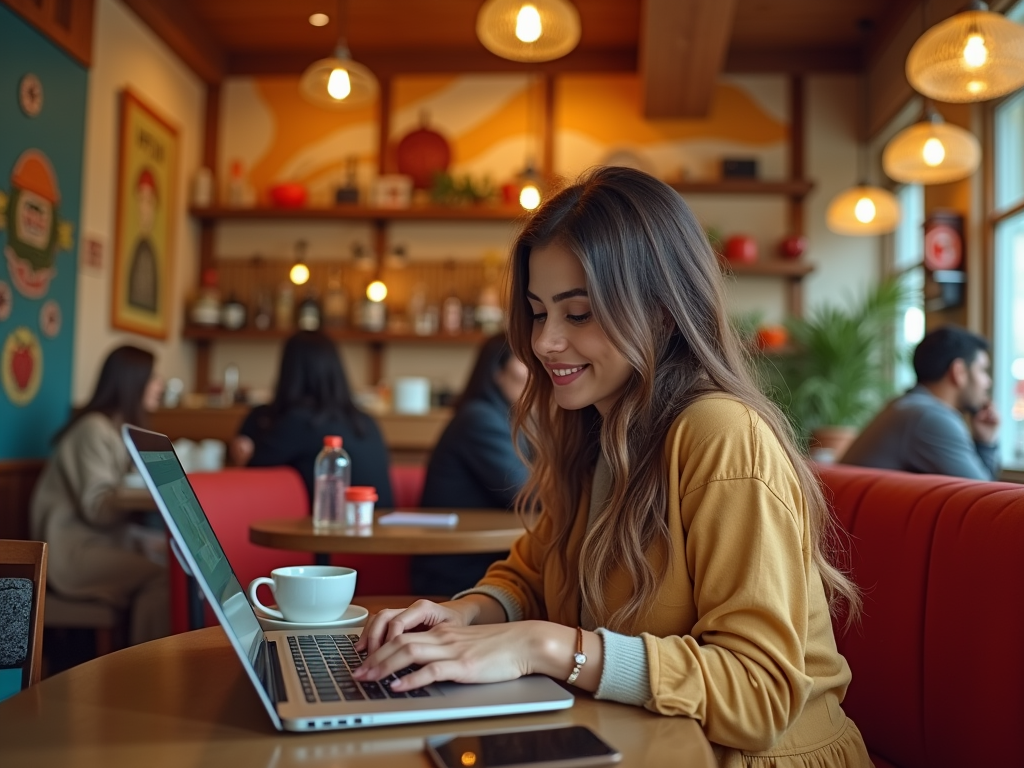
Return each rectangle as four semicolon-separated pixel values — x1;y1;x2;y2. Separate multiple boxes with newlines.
427;725;620;768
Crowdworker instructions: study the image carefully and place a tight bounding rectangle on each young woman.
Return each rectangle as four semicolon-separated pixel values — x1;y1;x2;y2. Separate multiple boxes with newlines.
231;330;393;506
353;167;870;766
30;345;168;645
412;333;530;596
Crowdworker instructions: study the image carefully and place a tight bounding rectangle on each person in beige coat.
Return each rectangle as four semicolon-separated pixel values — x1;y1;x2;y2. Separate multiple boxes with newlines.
353;168;871;766
30;345;168;645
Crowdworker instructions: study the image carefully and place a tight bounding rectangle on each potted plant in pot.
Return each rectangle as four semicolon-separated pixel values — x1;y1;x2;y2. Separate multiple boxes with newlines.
756;279;905;460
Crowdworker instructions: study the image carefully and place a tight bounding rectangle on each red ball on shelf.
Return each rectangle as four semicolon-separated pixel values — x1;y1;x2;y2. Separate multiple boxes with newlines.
724;235;758;263
778;234;807;260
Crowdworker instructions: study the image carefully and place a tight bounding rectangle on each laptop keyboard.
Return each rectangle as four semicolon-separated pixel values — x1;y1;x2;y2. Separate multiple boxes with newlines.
287;633;432;704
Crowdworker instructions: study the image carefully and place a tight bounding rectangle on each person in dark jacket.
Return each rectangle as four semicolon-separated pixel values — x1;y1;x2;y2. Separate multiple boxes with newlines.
231;330;393;506
411;333;530;596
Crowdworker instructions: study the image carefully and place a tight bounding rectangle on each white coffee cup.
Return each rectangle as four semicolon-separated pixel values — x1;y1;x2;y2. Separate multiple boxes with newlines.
247;565;356;624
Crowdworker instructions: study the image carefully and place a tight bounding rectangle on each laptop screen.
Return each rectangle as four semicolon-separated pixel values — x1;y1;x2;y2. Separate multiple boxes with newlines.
125;429;264;670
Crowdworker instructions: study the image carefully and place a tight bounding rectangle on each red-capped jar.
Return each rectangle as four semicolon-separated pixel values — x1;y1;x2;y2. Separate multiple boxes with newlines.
345;486;378;528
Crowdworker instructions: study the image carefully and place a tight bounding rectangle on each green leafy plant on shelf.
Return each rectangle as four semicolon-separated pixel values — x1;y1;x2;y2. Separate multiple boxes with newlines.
429;172;496;206
755;279;906;449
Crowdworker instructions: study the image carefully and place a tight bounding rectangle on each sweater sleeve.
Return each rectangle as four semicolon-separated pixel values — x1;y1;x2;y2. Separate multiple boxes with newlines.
908;407;997;480
466;511;556;621
64;417;130;528
641;475;816;753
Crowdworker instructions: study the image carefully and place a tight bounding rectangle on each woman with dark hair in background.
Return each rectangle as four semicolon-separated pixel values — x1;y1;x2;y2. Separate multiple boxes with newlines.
30;345;168;645
411;333;530;597
231;330;393;506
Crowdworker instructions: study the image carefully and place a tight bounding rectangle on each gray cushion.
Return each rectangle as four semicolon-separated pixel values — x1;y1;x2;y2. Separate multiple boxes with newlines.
0;578;32;668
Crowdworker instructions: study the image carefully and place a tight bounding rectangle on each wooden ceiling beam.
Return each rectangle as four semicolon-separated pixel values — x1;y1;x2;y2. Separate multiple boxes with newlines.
724;46;862;73
120;0;225;83
640;0;737;118
226;47;639;77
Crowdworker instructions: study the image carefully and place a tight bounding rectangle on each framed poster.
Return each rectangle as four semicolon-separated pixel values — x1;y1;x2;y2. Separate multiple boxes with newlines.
112;89;177;338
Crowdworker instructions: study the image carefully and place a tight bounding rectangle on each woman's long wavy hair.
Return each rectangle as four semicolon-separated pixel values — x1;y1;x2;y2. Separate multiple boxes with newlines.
507;166;860;631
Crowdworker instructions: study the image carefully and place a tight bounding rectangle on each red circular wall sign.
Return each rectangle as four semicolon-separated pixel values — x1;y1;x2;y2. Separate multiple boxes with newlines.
924;223;962;271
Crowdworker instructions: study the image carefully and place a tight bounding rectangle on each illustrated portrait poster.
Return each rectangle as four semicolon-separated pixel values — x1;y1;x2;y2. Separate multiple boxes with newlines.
112;89;177;338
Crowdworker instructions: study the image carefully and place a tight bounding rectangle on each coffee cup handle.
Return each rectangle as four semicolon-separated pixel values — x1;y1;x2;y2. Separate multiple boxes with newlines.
248;577;285;620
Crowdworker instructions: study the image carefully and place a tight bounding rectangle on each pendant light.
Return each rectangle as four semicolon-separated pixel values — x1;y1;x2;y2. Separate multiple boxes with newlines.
300;0;378;109
476;0;581;63
827;22;900;236
882;102;980;184
906;1;1024;103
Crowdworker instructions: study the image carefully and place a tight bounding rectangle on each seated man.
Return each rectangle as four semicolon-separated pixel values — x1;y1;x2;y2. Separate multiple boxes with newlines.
841;325;1000;480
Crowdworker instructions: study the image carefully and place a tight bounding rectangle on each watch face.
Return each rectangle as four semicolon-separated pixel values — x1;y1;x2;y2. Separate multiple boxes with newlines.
924;223;963;271
574;652;587;664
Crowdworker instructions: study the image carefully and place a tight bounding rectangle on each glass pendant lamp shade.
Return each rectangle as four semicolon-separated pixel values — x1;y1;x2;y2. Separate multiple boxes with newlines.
476;0;581;62
300;44;379;109
882;113;980;184
826;185;901;236
906;2;1024;103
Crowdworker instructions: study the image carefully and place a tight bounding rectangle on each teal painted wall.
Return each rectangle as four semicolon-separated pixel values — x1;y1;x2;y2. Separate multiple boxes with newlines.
0;4;88;459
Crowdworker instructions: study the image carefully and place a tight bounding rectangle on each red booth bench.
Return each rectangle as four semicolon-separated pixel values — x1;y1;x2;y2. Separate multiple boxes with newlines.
819;464;1024;768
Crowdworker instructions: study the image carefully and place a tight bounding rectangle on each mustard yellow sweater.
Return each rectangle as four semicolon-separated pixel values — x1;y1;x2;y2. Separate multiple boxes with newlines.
473;395;871;767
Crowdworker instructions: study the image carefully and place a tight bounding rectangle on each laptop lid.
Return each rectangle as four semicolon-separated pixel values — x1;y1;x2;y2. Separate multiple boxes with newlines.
122;424;284;730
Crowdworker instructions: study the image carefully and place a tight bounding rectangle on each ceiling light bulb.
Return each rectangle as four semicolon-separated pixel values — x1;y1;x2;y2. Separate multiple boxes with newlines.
519;184;541;210
327;67;352;100
515;5;542;43
366;280;388;302
309;13;329;27
963;33;988;68
290;263;310;285
854;197;877;224
967;80;986;94
922;137;946;166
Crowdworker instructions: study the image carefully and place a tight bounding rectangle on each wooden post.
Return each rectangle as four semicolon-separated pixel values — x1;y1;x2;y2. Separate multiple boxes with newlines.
194;84;220;393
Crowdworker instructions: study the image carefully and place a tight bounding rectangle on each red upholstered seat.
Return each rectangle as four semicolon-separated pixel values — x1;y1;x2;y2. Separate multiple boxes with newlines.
168;464;431;633
819;464;1024;768
168;467;313;634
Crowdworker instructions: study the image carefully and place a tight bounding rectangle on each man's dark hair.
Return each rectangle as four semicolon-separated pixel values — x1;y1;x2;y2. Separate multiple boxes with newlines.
913;326;989;384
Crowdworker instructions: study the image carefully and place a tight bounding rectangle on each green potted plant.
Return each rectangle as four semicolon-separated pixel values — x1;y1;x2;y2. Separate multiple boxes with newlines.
757;279;905;458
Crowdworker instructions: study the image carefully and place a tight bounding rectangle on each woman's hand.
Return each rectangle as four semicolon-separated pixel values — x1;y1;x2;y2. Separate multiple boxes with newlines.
352;621;549;691
354;599;473;656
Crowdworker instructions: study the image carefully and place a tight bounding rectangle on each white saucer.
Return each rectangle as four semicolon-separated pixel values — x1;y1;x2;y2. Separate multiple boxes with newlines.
254;603;369;632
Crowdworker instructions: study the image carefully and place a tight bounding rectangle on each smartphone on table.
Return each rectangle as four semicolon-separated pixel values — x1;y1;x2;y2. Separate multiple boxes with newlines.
426;724;621;768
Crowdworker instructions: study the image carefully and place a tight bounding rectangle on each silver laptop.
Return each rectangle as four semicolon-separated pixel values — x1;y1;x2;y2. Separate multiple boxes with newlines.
123;424;574;732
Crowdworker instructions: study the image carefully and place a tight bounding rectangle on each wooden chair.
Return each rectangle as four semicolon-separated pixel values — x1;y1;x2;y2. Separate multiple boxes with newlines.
0;540;47;690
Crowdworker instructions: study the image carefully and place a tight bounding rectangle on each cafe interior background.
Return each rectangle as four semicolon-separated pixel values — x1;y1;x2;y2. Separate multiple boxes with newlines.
3;0;1024;535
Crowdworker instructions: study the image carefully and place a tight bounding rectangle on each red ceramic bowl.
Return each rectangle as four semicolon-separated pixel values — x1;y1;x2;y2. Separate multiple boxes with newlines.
269;183;307;208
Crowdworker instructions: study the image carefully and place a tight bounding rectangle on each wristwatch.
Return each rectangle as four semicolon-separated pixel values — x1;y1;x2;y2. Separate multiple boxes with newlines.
566;626;587;685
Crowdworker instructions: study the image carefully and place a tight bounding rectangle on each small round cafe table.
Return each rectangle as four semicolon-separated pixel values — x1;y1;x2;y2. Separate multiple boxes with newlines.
250;508;527;563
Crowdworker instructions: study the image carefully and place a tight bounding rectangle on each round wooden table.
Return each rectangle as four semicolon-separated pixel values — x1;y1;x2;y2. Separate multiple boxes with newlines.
250;509;528;556
0;627;717;768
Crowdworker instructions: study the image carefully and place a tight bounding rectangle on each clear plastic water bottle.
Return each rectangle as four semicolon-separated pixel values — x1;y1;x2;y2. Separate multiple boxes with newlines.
313;435;351;529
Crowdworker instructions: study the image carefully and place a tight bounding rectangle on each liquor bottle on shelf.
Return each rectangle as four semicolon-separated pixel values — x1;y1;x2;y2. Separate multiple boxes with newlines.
189;268;221;326
275;283;294;331
442;292;462;334
297;290;321;331
358;285;387;333
323;269;348;329
252;288;273;331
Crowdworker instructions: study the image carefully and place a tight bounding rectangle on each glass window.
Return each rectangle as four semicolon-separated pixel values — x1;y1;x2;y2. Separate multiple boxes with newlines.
993;212;1024;471
994;90;1024;212
892;184;925;391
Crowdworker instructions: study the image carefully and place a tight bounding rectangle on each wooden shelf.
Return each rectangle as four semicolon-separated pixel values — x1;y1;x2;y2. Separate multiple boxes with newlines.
183;325;490;345
671;180;814;198
189;204;527;222
719;259;814;277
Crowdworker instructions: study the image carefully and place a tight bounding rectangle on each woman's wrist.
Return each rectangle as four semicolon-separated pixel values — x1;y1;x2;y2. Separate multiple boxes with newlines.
446;594;504;625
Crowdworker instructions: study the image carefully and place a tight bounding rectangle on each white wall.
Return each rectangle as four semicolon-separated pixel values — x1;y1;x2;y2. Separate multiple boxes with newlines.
74;0;204;401
801;75;882;314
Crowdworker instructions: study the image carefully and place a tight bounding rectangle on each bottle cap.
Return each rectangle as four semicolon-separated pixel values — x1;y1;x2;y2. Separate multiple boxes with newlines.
323;435;342;448
346;486;378;501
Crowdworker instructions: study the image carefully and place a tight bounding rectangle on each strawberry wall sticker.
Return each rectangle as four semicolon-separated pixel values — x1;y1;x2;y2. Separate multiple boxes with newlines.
0;149;74;299
2;326;42;406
